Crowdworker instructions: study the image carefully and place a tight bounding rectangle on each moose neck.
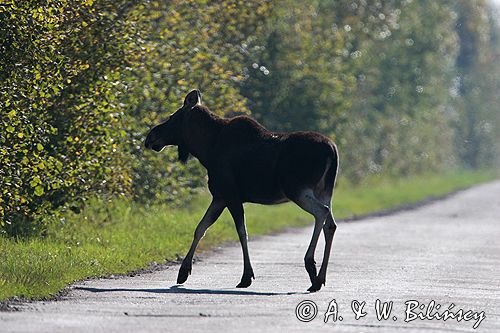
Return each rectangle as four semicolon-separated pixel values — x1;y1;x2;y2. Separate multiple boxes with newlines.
182;106;225;168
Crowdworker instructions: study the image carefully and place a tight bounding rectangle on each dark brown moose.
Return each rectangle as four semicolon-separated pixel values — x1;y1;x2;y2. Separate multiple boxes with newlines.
145;90;339;292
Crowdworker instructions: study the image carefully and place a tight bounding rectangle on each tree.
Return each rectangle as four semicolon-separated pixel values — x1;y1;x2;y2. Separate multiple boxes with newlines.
453;0;498;168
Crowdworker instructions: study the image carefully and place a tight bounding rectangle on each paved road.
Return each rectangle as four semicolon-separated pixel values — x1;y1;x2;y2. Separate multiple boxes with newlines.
1;181;500;333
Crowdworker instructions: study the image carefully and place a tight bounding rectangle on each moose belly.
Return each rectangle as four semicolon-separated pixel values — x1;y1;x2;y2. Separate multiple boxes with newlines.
243;188;289;205
243;191;289;205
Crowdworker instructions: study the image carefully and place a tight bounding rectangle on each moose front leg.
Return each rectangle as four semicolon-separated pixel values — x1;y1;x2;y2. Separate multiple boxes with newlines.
227;203;255;288
177;198;225;284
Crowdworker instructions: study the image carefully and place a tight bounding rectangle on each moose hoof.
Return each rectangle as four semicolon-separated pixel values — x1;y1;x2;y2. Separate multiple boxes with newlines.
307;283;322;293
177;265;191;284
307;278;325;293
236;278;253;288
236;272;255;288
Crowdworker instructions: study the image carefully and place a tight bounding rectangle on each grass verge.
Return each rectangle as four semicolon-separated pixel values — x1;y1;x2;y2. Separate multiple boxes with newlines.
0;169;496;301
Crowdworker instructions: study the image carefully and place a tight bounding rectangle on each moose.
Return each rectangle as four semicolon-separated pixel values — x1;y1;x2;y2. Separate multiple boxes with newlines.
145;90;339;292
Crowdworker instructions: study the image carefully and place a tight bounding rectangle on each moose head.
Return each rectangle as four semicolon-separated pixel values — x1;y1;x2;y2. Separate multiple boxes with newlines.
144;89;201;163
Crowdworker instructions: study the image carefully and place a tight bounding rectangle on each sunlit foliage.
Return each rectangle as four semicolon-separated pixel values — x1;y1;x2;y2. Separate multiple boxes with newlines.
0;0;141;235
1;0;498;236
126;0;271;203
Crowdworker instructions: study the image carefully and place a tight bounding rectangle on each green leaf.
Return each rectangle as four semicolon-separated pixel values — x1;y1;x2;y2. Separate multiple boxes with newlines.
34;185;45;197
37;143;44;151
30;177;41;187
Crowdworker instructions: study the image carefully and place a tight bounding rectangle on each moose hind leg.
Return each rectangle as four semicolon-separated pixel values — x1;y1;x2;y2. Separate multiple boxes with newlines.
316;211;337;288
177;198;225;284
292;189;329;292
227;203;255;288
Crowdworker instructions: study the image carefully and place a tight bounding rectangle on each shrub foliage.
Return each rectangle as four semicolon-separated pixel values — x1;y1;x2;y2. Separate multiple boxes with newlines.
1;0;498;235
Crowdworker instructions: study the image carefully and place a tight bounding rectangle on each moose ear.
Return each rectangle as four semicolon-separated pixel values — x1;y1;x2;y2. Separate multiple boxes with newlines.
183;89;201;108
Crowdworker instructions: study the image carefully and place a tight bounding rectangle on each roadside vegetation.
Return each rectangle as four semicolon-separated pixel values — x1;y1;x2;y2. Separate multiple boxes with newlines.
0;169;495;301
1;1;499;301
2;1;500;236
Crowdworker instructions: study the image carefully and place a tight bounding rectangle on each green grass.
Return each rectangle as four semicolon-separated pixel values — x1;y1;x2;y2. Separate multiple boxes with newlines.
0;169;496;301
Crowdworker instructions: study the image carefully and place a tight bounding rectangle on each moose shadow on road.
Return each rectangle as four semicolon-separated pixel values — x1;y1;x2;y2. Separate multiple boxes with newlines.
74;285;305;296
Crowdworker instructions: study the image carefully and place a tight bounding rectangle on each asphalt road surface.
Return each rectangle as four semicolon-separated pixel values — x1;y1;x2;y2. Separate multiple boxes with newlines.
1;181;500;333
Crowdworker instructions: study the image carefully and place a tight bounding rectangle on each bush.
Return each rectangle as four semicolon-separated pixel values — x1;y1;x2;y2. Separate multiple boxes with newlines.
0;0;271;235
0;1;141;235
1;0;498;236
